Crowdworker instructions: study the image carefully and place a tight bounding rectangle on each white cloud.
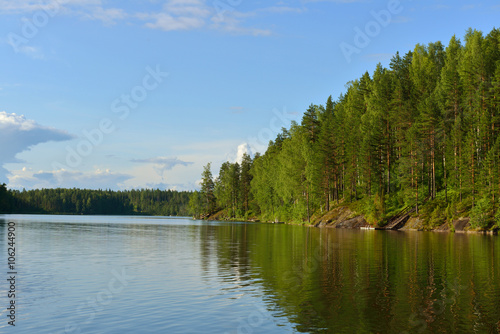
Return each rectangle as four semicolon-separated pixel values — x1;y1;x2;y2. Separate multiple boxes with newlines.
0;0;125;24
138;0;205;31
210;11;272;36
8;167;133;189
143;12;206;31
0;0;280;35
136;0;274;35
132;156;193;168
218;142;253;166
0;0;101;11
7;162;201;191
143;182;196;191
131;156;194;179
166;0;210;16
84;7;128;25
118;160;202;191
7;43;45;59
0;111;73;183
0;112;36;130
235;143;252;164
137;0;210;31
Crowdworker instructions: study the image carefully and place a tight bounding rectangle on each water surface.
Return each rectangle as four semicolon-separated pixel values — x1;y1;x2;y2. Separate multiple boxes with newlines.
0;215;499;333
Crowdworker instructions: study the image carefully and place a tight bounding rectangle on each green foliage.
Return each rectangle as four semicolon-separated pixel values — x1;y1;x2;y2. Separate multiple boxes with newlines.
212;154;254;219
0;183;12;213
447;206;456;232
240;153;253;215
470;197;495;229
200;163;216;215
358;194;385;225
188;191;203;218
494;210;500;229
6;187;191;216
197;27;500;226
418;190;460;229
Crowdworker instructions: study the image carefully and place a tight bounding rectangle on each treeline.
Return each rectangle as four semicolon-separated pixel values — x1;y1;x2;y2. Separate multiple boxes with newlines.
189;157;254;219
192;28;500;230
0;183;191;216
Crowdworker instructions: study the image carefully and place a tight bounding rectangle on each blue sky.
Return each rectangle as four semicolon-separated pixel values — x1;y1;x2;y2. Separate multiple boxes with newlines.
0;0;498;191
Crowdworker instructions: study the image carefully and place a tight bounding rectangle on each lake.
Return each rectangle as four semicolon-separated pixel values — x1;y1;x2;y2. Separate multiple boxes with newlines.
0;215;499;333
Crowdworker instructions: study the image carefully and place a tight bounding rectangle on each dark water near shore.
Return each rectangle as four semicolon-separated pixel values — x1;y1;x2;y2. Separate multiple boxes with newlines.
0;215;499;333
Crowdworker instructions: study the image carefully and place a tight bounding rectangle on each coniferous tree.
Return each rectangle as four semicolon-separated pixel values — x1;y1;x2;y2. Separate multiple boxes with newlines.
194;27;500;228
200;163;216;215
240;153;253;215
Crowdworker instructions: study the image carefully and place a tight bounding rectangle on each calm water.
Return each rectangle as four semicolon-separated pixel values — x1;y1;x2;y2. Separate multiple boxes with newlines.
0;215;499;333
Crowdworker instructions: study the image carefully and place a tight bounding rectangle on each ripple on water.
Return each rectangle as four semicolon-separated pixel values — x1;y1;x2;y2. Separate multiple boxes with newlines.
1;215;498;334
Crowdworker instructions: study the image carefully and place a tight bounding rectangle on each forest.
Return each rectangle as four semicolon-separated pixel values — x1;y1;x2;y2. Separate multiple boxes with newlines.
191;28;500;230
0;183;191;216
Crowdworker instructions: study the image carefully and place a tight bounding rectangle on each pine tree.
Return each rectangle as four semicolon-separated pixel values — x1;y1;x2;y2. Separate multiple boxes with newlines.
240;153;253;215
194;27;500;229
189;191;203;218
0;183;11;213
318;96;337;210
201;163;216;215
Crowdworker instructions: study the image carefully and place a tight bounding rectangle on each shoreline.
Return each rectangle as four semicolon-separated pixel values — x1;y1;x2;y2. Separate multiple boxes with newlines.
3;211;497;235
203;206;500;235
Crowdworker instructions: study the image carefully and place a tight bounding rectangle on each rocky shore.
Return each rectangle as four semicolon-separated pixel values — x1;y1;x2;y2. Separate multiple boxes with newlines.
312;207;498;234
204;206;498;234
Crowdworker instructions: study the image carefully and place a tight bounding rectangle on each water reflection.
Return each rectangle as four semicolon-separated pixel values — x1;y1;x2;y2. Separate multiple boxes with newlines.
0;215;498;333
200;224;500;333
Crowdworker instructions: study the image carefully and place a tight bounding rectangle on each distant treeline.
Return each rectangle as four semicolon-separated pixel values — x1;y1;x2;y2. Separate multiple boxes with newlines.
0;184;191;216
192;28;500;230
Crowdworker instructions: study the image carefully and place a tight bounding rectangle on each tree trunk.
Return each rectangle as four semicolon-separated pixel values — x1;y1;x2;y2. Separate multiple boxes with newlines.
471;140;475;208
306;187;310;223
444;153;447;203
459;144;462;202
325;173;330;212
387;121;391;194
431;130;436;199
368;155;372;196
